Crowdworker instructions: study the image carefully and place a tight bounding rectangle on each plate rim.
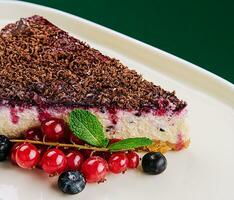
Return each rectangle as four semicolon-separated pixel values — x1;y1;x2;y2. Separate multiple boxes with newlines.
0;2;233;199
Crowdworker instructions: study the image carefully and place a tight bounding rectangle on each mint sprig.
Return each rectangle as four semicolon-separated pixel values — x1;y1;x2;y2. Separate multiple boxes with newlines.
69;109;108;147
69;109;153;151
108;137;153;152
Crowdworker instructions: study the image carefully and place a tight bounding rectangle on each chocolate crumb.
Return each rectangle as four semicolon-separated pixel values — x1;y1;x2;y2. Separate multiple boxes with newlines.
0;15;187;112
99;107;106;113
106;125;114;132
135;112;142;117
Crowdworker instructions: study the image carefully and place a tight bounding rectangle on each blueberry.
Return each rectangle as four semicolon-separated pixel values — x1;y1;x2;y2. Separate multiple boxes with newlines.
0;135;11;161
58;171;86;195
142;152;167;175
0;152;8;161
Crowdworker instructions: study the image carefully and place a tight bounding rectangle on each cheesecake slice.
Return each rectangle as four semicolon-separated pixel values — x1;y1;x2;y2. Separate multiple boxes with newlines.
0;15;189;152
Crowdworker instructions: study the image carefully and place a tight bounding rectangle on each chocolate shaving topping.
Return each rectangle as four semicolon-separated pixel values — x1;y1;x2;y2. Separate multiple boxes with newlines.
0;15;187;112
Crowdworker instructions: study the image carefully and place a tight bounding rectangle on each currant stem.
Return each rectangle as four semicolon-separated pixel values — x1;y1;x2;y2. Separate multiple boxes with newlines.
10;139;109;152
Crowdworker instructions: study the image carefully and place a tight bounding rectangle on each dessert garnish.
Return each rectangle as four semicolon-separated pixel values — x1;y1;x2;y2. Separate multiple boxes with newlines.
142;152;167;175
108;153;129;174
81;156;108;183
0;109;167;195
0;135;11;161
58;171;86;195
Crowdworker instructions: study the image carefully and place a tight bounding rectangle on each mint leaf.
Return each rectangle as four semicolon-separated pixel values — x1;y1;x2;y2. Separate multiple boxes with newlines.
69;109;109;147
108;137;153;152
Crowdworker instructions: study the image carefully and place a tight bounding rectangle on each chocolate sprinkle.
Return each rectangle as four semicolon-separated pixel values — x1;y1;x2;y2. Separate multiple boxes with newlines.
0;15;187;112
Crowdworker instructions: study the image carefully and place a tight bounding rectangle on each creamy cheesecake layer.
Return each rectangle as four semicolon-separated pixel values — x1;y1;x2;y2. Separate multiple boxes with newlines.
95;109;189;144
0;105;188;146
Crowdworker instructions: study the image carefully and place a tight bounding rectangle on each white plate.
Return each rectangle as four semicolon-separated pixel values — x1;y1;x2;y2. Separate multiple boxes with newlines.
0;1;234;200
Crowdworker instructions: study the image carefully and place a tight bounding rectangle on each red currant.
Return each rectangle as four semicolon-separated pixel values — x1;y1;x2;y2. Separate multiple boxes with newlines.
66;150;84;170
15;143;40;169
10;143;21;165
36;145;49;169
126;151;139;169
24;127;42;141
58;146;70;154
108;153;128;174
81;156;108;183
67;130;85;145
109;138;121;144
80;149;93;159
37;145;48;155
41;148;67;175
41;118;65;141
93;151;112;161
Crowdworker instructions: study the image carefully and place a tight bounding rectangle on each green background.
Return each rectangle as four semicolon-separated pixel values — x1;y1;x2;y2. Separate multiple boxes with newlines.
23;0;234;83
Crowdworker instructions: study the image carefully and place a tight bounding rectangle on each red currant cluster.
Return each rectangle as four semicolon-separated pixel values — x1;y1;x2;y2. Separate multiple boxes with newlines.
9;117;140;183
